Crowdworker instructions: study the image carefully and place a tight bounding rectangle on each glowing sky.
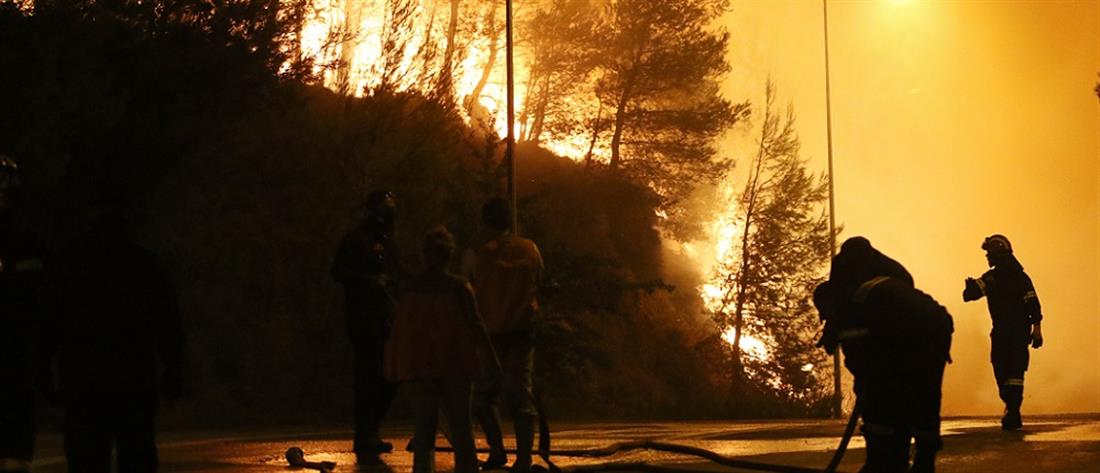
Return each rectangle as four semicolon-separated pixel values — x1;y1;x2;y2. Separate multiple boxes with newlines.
722;0;1100;415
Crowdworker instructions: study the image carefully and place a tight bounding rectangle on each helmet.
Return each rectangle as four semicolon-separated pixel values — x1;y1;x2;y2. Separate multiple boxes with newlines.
0;154;21;192
982;234;1012;255
366;190;395;209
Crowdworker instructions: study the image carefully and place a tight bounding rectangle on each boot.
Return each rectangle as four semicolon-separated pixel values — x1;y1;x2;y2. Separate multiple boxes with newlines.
1001;408;1022;431
476;408;507;469
909;436;941;473
861;433;910;473
511;415;536;473
1000;383;1024;431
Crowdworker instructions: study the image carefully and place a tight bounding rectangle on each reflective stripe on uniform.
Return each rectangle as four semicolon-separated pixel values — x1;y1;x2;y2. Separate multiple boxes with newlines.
1004;378;1025;387
14;258;43;272
854;276;891;304
1024;290;1037;301
975;278;988;296
0;458;31;471
838;327;870;341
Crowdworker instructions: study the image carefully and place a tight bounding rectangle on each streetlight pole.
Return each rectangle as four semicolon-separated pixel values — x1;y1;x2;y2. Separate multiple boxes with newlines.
505;0;517;234
823;0;842;419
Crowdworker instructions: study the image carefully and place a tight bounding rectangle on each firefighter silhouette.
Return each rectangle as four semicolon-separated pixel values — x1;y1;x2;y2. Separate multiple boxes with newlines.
816;237;952;473
0;155;47;473
332;191;403;463
963;234;1043;431
45;192;184;473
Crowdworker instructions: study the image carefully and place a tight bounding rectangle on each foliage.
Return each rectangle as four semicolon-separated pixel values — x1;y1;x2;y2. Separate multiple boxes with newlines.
517;0;600;148
710;80;832;406
592;0;749;215
0;0;734;423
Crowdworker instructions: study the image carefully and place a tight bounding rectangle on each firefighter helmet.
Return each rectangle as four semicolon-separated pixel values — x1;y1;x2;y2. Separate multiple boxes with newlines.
0;154;21;192
982;234;1012;255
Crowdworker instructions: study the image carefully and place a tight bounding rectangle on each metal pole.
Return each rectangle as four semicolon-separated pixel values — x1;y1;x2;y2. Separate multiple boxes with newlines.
823;0;842;420
505;0;517;234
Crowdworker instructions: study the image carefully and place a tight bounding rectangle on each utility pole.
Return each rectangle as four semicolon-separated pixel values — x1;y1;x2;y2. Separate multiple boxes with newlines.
823;0;843;420
505;0;517;234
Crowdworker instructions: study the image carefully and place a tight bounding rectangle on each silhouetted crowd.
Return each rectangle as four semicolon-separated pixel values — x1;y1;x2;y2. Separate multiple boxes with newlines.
0;155;183;473
332;192;543;473
0;148;1045;473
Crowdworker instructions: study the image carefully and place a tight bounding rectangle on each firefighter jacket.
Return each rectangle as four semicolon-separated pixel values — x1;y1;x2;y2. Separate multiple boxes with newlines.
48;228;183;396
836;276;954;381
0;219;46;393
332;217;402;344
963;258;1042;339
385;272;493;382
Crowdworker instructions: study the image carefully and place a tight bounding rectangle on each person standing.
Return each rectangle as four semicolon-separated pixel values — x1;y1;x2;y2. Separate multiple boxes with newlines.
0;155;47;473
46;195;185;473
332;191;402;463
385;227;499;473
463;198;543;473
963;234;1043;431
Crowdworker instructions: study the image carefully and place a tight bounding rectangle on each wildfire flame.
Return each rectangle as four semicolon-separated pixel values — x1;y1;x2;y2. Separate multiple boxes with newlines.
699;181;773;363
295;1;774;366
296;0;525;139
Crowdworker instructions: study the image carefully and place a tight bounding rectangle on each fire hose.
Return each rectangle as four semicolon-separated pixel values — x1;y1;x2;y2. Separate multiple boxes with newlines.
285;402;860;473
435;402;861;473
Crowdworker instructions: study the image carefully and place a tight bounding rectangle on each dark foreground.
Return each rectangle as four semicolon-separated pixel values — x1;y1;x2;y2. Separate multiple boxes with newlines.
28;415;1100;472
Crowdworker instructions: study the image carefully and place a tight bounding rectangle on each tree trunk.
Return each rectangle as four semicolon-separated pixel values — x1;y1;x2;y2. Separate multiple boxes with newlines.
518;69;539;141
609;78;633;170
465;2;498;115
528;73;552;143
336;0;364;94
584;103;604;167
439;0;461;95
728;101;771;387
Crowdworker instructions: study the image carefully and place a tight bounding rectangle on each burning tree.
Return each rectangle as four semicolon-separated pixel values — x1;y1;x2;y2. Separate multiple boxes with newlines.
593;0;749;212
705;80;832;403
517;0;599;152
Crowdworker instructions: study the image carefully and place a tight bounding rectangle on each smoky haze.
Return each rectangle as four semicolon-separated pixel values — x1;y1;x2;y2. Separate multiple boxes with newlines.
722;0;1099;415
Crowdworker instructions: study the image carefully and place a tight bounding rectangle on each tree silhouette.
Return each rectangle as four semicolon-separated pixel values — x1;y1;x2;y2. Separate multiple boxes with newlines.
711;80;832;401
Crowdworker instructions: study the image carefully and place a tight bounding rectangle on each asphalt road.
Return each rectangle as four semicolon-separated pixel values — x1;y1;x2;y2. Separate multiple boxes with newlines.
27;415;1100;472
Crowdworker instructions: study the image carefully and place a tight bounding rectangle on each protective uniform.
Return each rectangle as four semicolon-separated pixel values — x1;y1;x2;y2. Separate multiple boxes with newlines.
817;237;953;473
963;234;1042;430
331;191;402;459
0;156;47;473
48;213;184;473
463;200;543;472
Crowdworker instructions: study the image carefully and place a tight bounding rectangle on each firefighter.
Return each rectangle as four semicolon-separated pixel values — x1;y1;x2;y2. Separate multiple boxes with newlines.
331;190;403;463
816;237;953;473
384;227;500;473
462;198;543;473
962;234;1043;431
46;193;185;473
0;155;47;473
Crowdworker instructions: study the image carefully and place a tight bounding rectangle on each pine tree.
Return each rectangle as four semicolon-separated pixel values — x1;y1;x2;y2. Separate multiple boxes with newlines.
593;0;749;198
711;80;832;402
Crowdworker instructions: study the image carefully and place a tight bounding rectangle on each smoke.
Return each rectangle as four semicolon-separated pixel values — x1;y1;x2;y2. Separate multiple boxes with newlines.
723;1;1100;414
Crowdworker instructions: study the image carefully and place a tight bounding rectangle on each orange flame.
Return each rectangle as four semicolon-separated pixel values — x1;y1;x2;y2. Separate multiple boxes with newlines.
296;0;529;140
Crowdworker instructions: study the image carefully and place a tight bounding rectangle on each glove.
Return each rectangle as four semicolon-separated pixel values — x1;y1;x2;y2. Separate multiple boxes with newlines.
815;331;838;355
1031;326;1044;349
963;278;983;302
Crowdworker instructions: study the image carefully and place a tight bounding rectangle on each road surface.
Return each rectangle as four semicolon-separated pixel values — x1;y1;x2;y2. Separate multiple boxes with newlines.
27;415;1100;472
